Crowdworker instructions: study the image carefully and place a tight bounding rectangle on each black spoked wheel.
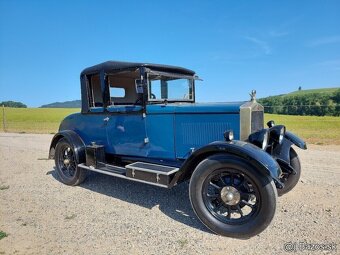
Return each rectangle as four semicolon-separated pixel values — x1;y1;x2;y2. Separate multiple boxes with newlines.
56;144;77;178
203;169;260;225
189;154;277;239
278;148;301;196
55;138;87;186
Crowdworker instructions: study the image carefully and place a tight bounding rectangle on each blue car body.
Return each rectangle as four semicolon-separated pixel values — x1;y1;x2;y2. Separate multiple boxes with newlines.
48;61;308;238
59;103;242;162
49;60;306;189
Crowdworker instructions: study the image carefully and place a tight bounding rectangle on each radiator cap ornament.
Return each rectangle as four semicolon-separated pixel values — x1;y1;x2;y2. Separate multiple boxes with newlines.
250;90;256;102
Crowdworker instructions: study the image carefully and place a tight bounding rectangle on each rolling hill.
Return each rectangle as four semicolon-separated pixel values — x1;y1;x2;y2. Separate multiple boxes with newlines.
258;87;340;116
287;87;340;96
40;100;81;108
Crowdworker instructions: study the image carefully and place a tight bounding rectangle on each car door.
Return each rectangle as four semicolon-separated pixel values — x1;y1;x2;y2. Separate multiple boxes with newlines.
105;105;147;156
104;79;148;157
76;73;108;147
144;105;176;160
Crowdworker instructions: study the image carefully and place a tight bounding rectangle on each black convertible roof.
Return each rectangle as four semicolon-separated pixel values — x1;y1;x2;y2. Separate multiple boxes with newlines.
81;61;195;76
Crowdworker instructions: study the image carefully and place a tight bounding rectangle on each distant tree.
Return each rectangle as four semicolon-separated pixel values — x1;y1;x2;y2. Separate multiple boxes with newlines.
331;89;340;104
332;89;340;116
298;86;302;91
0;101;27;108
259;88;340;116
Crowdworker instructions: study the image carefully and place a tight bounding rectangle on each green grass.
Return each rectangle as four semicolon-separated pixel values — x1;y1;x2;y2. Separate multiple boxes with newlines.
265;114;340;145
0;185;10;191
1;108;339;145
177;239;188;248
64;213;77;220
0;231;8;240
0;108;79;133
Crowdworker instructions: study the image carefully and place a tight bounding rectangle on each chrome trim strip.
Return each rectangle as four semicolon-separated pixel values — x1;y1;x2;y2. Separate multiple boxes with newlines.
126;163;179;176
78;163;169;188
240;102;252;141
103;163;126;171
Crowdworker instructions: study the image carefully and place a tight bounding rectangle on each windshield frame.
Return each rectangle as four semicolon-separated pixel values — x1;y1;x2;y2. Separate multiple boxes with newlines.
146;72;195;103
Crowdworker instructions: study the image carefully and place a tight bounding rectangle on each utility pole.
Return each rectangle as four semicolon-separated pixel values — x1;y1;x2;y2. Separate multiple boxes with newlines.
2;105;6;132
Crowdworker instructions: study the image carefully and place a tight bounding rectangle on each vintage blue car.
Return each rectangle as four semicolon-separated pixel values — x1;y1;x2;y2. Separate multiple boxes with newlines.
49;61;307;238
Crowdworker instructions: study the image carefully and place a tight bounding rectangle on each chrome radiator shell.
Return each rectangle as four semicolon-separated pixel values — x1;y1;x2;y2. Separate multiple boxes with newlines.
240;100;264;141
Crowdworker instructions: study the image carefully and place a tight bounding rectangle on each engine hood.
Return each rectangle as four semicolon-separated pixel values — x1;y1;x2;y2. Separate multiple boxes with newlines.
146;102;244;114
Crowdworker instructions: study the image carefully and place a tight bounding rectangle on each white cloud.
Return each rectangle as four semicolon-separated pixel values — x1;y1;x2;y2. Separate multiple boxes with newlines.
308;36;340;47
269;30;289;37
244;36;272;55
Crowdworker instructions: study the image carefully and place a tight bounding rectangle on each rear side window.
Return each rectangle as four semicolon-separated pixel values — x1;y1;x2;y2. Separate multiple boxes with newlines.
108;73;139;105
87;74;103;108
109;87;126;98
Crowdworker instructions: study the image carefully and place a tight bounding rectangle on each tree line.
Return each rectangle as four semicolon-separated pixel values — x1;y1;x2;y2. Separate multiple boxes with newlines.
258;89;340;116
0;101;27;108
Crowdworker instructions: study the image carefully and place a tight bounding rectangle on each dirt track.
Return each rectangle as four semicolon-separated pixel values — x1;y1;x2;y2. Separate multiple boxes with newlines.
0;133;339;255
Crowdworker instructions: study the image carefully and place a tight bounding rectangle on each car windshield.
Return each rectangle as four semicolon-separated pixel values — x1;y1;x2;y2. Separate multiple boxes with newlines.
148;75;194;102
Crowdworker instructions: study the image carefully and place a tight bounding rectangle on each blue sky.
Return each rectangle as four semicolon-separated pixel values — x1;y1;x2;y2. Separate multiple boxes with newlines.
0;0;339;107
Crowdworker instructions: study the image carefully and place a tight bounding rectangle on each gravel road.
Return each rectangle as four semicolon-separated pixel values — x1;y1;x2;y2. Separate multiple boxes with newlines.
0;133;339;255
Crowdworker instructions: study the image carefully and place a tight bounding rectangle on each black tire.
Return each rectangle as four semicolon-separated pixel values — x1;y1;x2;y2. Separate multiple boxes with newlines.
189;154;277;239
54;138;87;186
278;148;301;196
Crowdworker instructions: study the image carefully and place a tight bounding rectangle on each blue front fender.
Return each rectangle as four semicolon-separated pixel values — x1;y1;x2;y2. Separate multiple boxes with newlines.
170;140;283;188
285;131;307;150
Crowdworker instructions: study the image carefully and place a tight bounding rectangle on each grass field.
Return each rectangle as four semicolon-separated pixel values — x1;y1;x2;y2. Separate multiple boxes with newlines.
1;107;339;144
0;108;79;134
265;114;340;145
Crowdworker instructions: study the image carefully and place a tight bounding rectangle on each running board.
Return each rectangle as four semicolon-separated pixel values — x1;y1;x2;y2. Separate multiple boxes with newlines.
78;162;179;188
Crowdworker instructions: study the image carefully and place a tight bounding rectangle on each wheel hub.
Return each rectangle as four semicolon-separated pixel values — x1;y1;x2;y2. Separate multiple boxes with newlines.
220;186;241;205
63;159;70;165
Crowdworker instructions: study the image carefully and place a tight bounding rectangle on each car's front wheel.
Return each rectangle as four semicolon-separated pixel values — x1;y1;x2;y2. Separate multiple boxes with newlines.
55;138;87;186
189;154;277;239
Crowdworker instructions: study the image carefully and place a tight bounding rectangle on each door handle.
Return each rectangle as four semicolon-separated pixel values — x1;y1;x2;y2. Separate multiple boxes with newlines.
103;117;109;122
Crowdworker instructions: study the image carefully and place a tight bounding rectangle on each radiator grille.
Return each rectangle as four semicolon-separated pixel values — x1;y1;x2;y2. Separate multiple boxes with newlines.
251;110;264;133
240;100;264;140
180;122;231;146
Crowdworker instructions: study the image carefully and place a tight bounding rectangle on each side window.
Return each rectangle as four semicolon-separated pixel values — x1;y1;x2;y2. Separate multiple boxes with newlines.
148;80;162;99
109;87;126;98
148;77;193;101
108;75;138;105
87;74;103;108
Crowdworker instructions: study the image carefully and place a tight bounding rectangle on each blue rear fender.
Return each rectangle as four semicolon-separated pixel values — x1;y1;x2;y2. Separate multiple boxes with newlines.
49;130;86;163
170;140;283;188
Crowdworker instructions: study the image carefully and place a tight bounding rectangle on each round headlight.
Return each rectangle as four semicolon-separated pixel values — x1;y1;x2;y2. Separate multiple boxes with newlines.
267;120;275;128
224;130;234;141
248;129;269;150
269;125;286;144
279;126;285;144
262;131;269;150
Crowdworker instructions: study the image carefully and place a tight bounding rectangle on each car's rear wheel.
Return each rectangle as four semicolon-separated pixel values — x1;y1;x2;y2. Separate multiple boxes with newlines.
278;148;301;196
55;138;87;186
189;154;277;239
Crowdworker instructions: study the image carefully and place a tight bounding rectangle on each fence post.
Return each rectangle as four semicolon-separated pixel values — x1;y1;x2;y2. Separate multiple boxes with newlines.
2;105;6;132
